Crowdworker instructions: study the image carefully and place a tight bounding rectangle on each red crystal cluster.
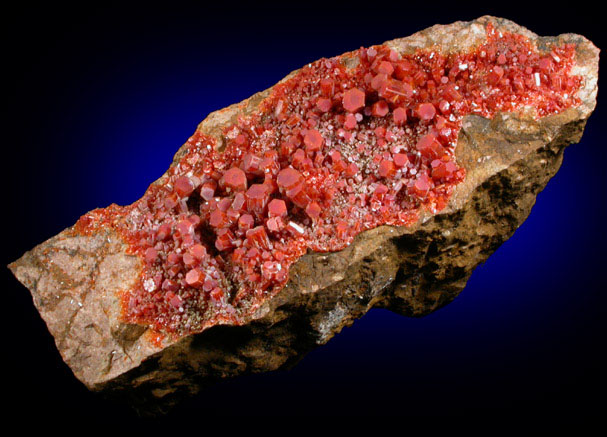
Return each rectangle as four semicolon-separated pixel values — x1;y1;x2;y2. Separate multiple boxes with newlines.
76;23;582;339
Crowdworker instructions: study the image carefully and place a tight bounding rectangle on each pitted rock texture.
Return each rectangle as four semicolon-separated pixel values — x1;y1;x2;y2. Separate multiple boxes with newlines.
8;16;598;415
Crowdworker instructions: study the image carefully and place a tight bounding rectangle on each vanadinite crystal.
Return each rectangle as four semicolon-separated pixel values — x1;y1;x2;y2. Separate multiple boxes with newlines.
74;22;582;341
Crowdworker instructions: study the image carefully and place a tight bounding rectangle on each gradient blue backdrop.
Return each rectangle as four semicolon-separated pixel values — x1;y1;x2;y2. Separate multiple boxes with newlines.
3;1;604;424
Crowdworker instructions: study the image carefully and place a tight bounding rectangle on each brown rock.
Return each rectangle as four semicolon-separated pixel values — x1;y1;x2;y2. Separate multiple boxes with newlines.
7;16;599;415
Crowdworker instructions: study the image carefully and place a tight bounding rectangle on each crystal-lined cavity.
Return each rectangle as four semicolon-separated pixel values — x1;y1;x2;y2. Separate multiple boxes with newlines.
75;23;582;340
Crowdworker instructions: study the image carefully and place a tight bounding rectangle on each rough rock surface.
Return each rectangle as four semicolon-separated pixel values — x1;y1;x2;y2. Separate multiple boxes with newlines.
8;16;598;414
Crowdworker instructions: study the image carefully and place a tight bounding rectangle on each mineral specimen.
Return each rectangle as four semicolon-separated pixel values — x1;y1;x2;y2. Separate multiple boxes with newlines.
8;16;598;414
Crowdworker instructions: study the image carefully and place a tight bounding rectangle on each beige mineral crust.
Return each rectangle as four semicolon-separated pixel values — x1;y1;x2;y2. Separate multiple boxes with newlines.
8;16;599;414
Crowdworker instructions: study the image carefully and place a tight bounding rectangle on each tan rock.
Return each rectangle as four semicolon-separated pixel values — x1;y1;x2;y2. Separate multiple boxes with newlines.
8;16;599;414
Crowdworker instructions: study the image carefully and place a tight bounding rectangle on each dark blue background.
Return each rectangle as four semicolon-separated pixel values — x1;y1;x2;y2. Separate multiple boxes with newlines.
3;1;604;425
